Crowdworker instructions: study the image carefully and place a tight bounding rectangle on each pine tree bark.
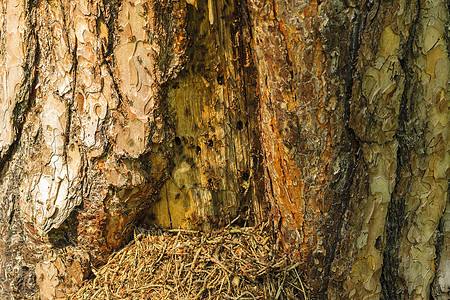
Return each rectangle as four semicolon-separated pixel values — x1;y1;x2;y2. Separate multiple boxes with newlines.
0;0;448;299
247;1;448;298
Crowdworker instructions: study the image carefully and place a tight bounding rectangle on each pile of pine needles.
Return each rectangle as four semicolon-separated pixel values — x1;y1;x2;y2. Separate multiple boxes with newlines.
70;223;309;299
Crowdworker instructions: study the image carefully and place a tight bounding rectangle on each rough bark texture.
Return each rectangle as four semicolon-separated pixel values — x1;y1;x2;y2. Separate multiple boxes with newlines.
248;0;449;299
248;0;448;299
0;0;448;299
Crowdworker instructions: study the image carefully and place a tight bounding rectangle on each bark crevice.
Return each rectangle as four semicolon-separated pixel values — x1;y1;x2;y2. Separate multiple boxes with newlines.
320;8;364;298
431;198;448;298
0;2;38;180
380;1;421;298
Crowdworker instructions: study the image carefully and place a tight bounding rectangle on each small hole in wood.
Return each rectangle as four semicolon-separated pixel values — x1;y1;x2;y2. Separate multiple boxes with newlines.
217;74;224;85
375;236;382;250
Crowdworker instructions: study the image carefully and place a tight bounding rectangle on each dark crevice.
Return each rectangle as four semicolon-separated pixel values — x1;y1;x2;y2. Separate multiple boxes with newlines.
430;195;447;298
0;1;39;298
380;1;421;299
164;183;173;229
48;209;79;248
0;2;39;181
100;0;121;59
99;1;126;109
63;31;78;169
318;8;364;299
233;0;265;223
446;0;450;57
58;0;73;54
152;0;187;82
134;0;185;230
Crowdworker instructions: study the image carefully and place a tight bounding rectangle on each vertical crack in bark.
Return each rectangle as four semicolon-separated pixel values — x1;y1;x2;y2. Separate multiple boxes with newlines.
320;9;364;298
165;183;173;229
62;10;78;174
99;0;126;109
446;0;450;57
380;1;421;298
0;0;39;180
100;0;121;59
233;0;264;222
0;0;39;297
52;2;84;246
90;1;123;167
431;196;448;297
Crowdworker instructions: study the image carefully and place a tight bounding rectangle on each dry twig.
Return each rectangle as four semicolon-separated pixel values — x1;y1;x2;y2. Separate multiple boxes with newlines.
70;226;309;300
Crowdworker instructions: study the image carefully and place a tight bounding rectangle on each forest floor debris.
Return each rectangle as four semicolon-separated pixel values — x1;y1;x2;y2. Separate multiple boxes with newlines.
70;223;309;299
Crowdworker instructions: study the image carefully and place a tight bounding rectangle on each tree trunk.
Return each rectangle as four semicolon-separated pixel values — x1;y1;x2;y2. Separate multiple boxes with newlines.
0;0;447;299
